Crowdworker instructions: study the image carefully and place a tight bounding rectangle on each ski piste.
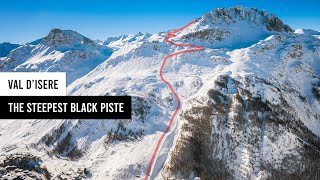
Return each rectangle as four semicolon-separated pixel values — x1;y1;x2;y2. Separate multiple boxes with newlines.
144;20;205;180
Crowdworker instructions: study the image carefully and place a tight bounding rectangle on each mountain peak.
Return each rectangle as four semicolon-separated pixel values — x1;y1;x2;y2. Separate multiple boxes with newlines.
199;6;292;33
174;6;293;49
43;28;94;46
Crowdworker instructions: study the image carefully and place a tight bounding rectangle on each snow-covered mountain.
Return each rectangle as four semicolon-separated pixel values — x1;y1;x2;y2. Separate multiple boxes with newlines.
0;6;320;180
100;32;152;50
173;6;293;49
0;29;112;84
295;29;320;39
295;28;320;35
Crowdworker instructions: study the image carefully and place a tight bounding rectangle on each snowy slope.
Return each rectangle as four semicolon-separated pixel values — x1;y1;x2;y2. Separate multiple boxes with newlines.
0;6;319;180
173;6;293;49
100;32;152;50
295;28;320;35
67;7;320;179
0;29;112;84
295;28;320;39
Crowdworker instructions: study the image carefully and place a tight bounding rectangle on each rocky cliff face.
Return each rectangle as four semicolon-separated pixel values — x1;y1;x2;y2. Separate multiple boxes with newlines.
0;153;50;179
43;29;95;47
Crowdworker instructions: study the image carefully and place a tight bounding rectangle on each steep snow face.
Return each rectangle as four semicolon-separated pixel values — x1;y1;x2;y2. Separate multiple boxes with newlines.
161;33;320;179
0;6;320;180
68;29;320;180
0;29;112;84
0;42;20;57
67;8;320;178
173;6;293;49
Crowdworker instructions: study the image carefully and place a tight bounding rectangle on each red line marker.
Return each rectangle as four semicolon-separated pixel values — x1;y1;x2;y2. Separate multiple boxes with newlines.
144;20;205;180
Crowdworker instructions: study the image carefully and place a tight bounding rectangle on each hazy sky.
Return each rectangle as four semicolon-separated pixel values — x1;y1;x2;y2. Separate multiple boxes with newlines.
1;0;319;44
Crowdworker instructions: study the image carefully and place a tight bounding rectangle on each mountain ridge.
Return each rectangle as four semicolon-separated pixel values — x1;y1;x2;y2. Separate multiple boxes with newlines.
0;28;112;84
173;6;293;49
0;6;319;180
0;42;20;57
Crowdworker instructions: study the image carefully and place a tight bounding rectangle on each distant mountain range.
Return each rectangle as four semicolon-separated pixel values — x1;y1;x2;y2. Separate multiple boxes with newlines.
0;42;20;57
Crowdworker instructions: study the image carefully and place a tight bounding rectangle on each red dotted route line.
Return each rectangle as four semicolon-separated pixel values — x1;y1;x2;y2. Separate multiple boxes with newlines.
144;20;205;180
